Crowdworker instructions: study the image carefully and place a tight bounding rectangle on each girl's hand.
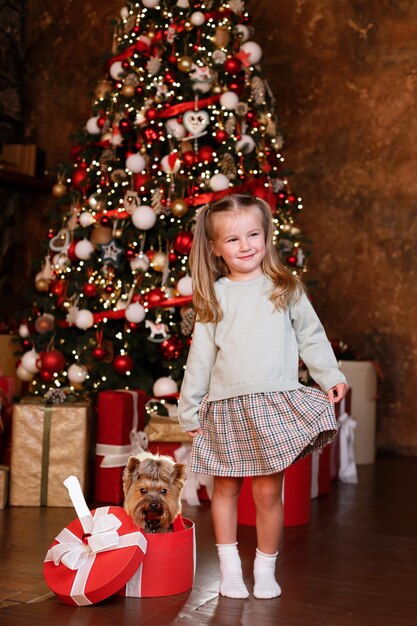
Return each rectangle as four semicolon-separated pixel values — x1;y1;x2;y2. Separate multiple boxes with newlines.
187;427;203;437
327;383;348;403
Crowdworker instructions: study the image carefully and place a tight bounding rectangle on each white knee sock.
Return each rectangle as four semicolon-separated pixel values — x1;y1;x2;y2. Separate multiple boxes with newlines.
216;543;249;599
253;548;281;599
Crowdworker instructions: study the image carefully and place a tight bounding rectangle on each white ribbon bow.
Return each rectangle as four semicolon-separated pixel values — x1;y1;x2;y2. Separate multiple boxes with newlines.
47;512;123;570
44;475;147;606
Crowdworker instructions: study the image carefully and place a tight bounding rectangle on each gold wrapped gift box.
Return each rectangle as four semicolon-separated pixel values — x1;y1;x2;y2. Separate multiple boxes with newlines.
10;399;91;507
145;415;190;443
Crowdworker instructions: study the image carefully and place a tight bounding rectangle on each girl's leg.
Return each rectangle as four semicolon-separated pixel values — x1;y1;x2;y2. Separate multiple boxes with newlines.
251;472;284;598
211;476;248;599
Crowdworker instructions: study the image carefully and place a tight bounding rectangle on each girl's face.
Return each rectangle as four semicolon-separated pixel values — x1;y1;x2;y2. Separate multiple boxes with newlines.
211;206;266;281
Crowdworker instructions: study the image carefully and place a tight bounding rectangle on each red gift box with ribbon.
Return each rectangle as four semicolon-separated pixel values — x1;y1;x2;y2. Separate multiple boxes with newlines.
117;515;196;598
238;455;312;527
44;476;148;606
95;390;149;504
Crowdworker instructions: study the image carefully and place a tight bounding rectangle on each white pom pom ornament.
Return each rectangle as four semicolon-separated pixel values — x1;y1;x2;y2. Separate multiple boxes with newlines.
177;275;193;296
130;253;150;272
126;153;146;173
153;376;178;397
142;0;159;7
79;212;95;227
21;349;41;374
125;302;146;324
220;91;240;110
109;61;125;80
235;134;256;154
209;173;229;191
132;206;157;230
75;309;94;330
68;363;88;384
165;118;186;139
74;239;94;260
86;116;101;134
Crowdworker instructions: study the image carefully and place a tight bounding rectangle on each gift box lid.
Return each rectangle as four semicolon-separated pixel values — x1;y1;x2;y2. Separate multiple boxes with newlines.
44;476;147;606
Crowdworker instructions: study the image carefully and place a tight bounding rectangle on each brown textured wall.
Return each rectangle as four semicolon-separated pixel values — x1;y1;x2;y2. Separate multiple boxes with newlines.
24;0;417;455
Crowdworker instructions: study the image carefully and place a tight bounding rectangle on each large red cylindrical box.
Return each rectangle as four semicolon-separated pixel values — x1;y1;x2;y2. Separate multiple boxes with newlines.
118;517;195;597
237;455;312;527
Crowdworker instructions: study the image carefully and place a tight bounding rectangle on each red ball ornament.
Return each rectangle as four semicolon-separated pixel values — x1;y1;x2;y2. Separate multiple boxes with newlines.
125;248;136;260
133;173;152;190
105;284;115;294
135;85;143;96
144;127;159;142
119;118;132;134
145;288;166;307
168;54;177;65
277;190;287;201
168;251;178;263
288;194;297;204
224;57;242;74
83;283;98;297
246;111;256;122
173;231;193;255
122;59;130;70
101;216;111;227
287;255;297;266
72;164;89;192
67;240;79;262
92;346;106;361
146;109;157;121
113;354;134;375
165;71;175;84
40;350;66;373
215;129;228;143
182;150;197;168
97;116;106;129
50;280;66;297
144;249;155;261
161;337;183;361
198;145;215;163
40;370;54;382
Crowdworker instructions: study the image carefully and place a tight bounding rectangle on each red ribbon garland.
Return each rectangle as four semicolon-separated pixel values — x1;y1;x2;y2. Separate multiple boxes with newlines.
93;177;276;222
104;39;151;72
57;295;193;328
154;95;221;119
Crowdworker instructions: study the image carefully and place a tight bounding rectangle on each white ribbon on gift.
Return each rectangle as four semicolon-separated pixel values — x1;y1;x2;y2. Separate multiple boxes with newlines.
44;475;147;606
173;444;214;506
337;397;358;484
96;390;149;468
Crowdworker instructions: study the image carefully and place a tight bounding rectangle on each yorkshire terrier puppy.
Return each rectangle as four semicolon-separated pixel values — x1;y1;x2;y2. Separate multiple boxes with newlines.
123;452;186;533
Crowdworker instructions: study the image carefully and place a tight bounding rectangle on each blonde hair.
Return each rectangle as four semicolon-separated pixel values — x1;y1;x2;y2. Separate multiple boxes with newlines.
190;193;304;322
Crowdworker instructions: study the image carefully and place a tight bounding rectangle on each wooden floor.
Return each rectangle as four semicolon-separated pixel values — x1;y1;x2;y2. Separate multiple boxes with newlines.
0;456;416;625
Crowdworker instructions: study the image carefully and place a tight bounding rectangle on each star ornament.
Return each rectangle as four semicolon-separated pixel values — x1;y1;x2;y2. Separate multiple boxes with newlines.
97;238;123;267
236;48;252;67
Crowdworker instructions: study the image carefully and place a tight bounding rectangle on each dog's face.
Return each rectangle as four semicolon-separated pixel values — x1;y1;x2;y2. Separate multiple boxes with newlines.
123;453;186;533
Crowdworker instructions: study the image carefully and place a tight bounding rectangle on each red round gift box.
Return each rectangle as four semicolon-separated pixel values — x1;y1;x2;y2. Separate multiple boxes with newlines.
118;516;195;598
44;506;147;606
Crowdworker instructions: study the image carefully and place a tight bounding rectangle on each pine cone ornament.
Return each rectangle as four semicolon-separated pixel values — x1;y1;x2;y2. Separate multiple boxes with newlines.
251;76;266;106
220;153;238;180
180;306;195;336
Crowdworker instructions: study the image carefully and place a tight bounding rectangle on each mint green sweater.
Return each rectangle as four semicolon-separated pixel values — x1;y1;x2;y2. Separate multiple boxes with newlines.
178;275;346;432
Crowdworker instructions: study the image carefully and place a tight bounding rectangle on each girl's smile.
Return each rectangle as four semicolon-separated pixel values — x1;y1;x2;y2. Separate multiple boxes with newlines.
211;207;266;281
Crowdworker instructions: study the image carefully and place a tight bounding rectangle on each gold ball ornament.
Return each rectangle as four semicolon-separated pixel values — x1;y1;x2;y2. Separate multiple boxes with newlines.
170;198;189;218
151;251;168;272
114;228;123;238
35;278;50;292
212;84;223;94
214;27;231;48
52;181;67;198
90;225;113;248
184;20;193;32
177;56;193;73
121;83;136;98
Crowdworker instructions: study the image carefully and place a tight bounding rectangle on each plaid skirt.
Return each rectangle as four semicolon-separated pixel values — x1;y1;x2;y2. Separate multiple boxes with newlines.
190;386;338;476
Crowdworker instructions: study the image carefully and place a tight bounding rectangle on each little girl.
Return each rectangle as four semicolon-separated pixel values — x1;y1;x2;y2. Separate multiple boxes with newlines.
177;194;348;600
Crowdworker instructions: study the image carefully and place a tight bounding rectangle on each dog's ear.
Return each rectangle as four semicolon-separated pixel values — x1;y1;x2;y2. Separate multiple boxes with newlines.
172;462;187;487
122;456;141;495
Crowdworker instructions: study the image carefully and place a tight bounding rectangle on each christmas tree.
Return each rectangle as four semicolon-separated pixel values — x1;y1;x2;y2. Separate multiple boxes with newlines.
17;0;307;399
